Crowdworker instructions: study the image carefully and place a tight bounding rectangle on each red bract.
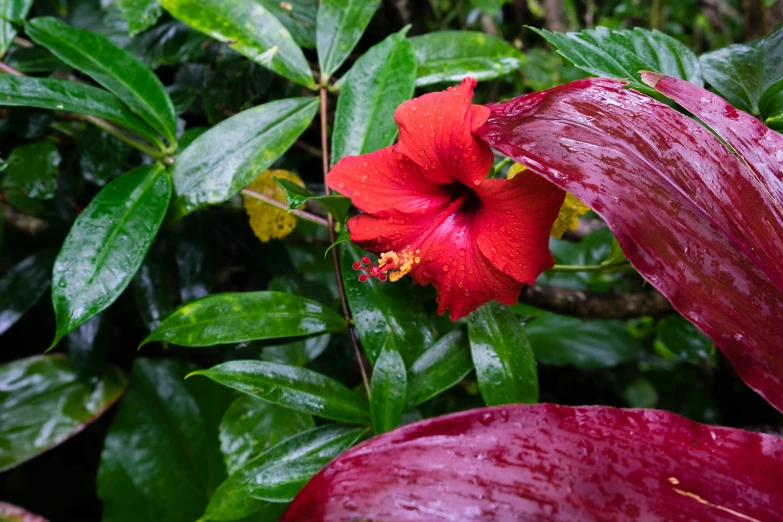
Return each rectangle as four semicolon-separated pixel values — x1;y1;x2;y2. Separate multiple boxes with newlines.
283;404;783;521
327;78;565;319
476;77;783;413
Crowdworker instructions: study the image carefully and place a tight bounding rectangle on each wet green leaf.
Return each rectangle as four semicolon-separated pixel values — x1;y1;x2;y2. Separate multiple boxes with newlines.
0;0;33;57
132;244;171;332
67;312;109;380
142;292;346;347
219;396;315;474
406;329;473;407
170;97;318;218
80;127;132;186
316;0;381;80
331;28;416;164
1;141;60;200
26;17;177;143
160;0;315;88
257;0;316;49
274;177;352;223
410;31;524;86
262;334;331;366
0;250;54;336
655;315;715;365
340;242;433;367
468;301;538;406
760;77;783;131
51;164;171;347
206;424;366;519
370;335;406;434
117;0;162;36
189;360;370;423
0;355;126;473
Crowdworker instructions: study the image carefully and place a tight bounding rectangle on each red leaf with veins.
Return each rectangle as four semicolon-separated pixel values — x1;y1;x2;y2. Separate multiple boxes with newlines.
476;77;783;412
283;405;783;521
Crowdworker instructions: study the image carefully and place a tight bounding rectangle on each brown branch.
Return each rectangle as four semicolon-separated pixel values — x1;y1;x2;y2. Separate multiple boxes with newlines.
520;284;673;319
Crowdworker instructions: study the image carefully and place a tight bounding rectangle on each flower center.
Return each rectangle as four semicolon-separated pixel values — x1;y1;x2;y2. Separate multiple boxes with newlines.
445;183;482;216
352;247;421;283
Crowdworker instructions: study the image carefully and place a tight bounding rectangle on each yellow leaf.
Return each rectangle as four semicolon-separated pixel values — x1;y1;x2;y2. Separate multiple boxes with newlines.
243;169;303;242
551;193;591;239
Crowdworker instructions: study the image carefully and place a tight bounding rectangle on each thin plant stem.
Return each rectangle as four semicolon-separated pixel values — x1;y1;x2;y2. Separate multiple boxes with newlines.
240;188;330;228
548;261;632;273
0;61;24;76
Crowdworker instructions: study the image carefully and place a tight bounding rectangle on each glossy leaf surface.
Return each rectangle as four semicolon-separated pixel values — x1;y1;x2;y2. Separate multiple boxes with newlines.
52;164;171;347
0;355;126;472
478;77;783;412
257;0;316;49
406;329;472;408
262;334;331;367
340;242;433;367
0;75;162;147
132;245;171;331
0;0;33;56
190;360;370;423
0;502;48;522
331;29;416;164
530;26;702;93
160;0;315;88
0;250;54;336
467;301;538;405
2;141;60;200
219;396;314;474
26;17;177;143
526;312;640;369
117;0;162;36
170;97;318;217
274;178;352;224
79;127;132;186
206;425;366;520
409;31;524;86
370;336;406;434
316;0;381;79
760;77;783;131
142;292;346;347
283;404;783;521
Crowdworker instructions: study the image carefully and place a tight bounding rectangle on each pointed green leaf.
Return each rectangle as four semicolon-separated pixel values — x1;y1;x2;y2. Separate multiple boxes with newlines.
0;0;34;57
262;334;331;367
528;26;702;94
316;0;381;80
274;177;352;223
468;301;538;406
132;244;171;332
760;77;783;131
160;0;316;89
190;360;370;423
0;250;54;336
406;329;473;407
0;355;126;473
257;0;317;49
1;141;60;200
170;97;318;218
0;75;164;147
25;17;177;143
331;28;416;165
142;291;346;347
370;336;406;434
206;425;367;520
51;164;171;347
117;0;162;36
410;30;525;87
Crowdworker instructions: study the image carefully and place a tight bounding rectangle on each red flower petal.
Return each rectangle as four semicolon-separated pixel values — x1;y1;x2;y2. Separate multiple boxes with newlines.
475;174;565;284
327;147;452;216
394;77;494;187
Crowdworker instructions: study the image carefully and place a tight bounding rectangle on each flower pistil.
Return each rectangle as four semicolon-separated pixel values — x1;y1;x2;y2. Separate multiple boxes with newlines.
352;247;421;283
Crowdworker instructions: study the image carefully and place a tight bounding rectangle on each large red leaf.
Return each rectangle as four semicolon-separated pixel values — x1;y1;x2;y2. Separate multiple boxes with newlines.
474;78;783;412
283;405;783;521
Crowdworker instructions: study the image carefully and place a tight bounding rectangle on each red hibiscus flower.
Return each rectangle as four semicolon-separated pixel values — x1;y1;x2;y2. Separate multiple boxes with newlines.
327;78;565;319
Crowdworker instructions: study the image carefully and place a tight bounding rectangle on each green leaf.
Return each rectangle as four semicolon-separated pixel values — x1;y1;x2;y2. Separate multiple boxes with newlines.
0;355;126;473
141;291;346;347
160;0;316;89
189;360;370;423
4;46;64;74
370;335;407;434
0;19;14;59
0;250;54;336
170;97;318;218
340;242;434;367
274;177;352;223
331;28;416;164
655;315;715;365
80;127;132;186
406;329;473;407
0;0;33;57
117;0;162;36
219;396;315;474
529;26;703;94
699;25;783;114
0;501;49;522
467;301;538;406
316;0;381;80
132;244;171;331
257;0;317;49
67;312;109;380
98;358;234;522
51;164;171;347
409;31;525;87
175;214;214;303
1;141;60;200
262;334;331;366
760;77;783;131
0;75;164;147
205;425;367;520
526;312;641;369
26;17;177;144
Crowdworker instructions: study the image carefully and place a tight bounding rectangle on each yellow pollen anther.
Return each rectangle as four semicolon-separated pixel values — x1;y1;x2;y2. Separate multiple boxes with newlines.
379;247;420;282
